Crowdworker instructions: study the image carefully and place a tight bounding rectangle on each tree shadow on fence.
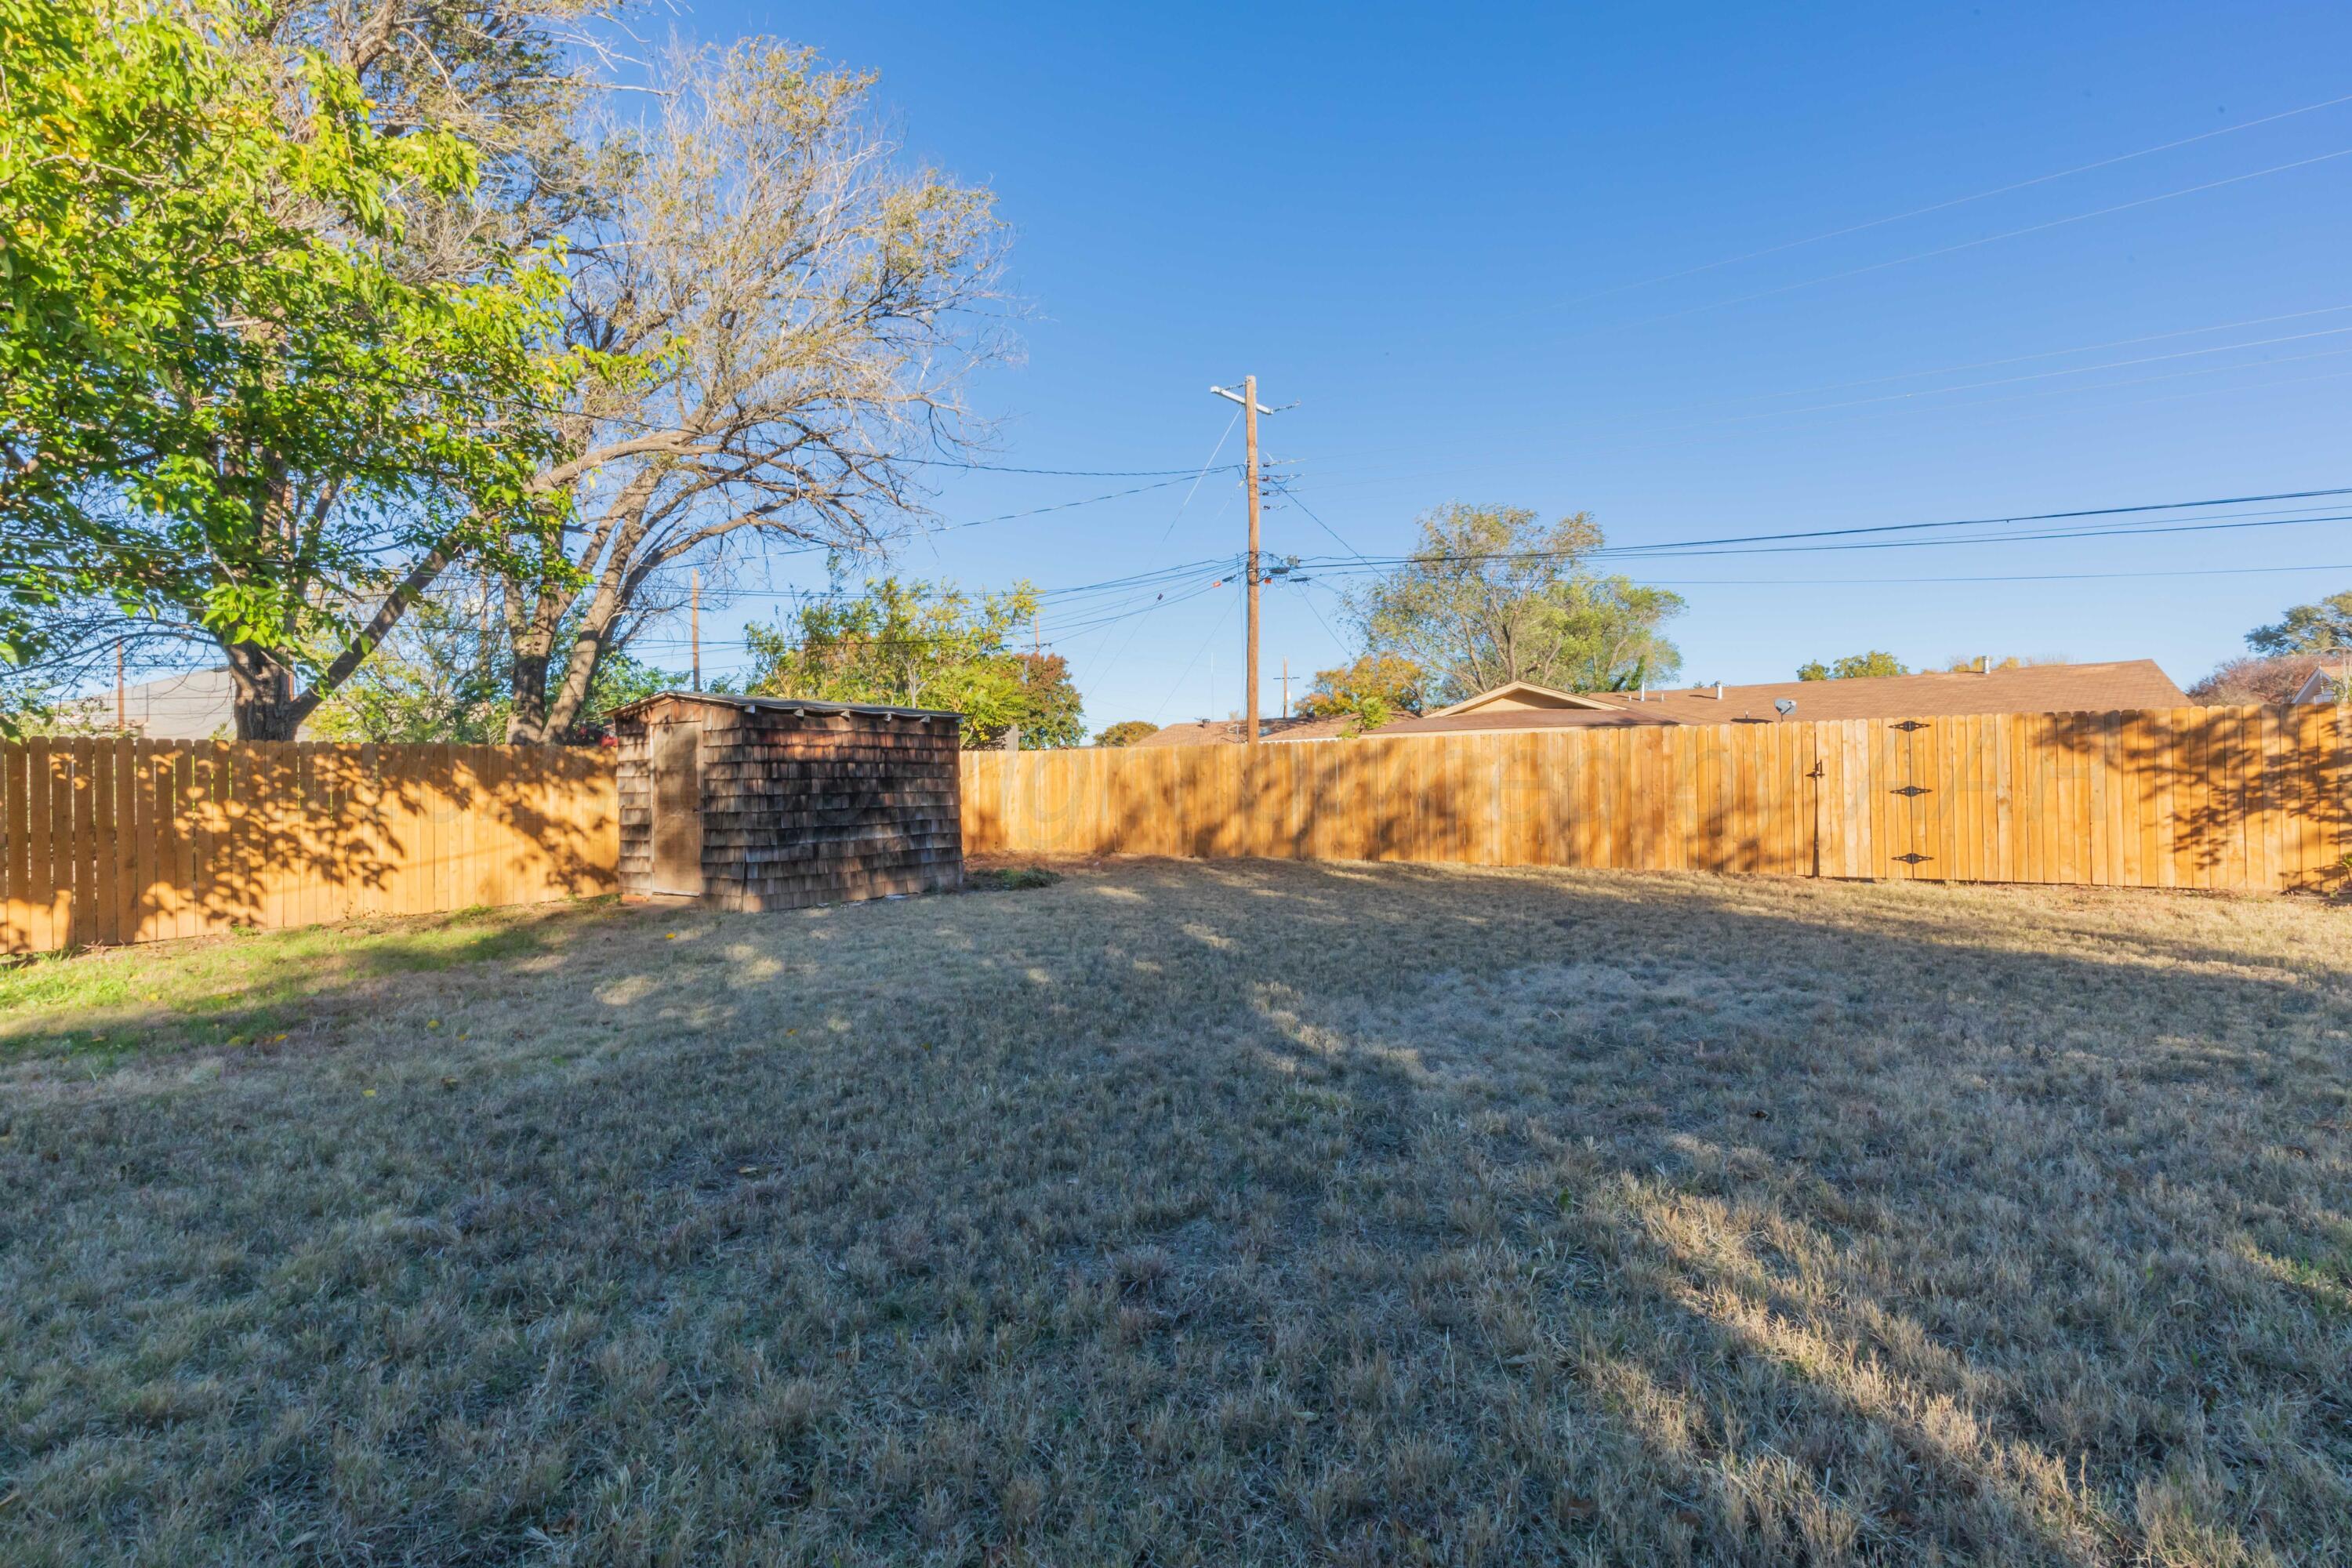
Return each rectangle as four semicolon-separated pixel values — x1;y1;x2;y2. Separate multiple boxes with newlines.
963;704;2350;896
1;739;617;953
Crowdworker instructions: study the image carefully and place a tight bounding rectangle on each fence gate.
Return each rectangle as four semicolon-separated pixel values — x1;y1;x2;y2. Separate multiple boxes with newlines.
1884;718;1937;877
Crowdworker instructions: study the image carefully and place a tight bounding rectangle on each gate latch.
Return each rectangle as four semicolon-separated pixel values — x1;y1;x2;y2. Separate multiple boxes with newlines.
1893;851;1931;864
1892;785;1929;797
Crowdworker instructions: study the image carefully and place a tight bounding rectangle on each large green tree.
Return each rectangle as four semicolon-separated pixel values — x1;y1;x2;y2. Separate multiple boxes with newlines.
2247;589;2352;655
0;0;583;738
1346;505;1683;705
745;578;1083;748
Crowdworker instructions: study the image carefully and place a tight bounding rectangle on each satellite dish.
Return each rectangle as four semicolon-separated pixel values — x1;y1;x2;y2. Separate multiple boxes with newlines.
1773;698;1797;717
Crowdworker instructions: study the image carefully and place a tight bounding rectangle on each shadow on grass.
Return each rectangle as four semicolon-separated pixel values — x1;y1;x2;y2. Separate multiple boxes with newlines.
2;858;2345;1563
1192;864;2347;1563
397;857;2342;1560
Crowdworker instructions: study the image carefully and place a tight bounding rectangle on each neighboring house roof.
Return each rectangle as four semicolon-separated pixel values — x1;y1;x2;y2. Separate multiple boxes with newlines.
1570;660;2190;724
1422;680;1621;718
2290;666;2346;703
1376;706;1684;736
1135;661;2192;745
1134;714;1356;746
1383;660;2192;735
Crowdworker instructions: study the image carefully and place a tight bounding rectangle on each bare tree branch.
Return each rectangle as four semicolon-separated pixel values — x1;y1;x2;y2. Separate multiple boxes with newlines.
501;38;1014;742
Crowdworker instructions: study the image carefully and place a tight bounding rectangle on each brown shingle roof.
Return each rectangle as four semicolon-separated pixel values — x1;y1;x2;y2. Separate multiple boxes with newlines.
1576;660;2189;724
1136;661;2191;744
1375;706;1684;736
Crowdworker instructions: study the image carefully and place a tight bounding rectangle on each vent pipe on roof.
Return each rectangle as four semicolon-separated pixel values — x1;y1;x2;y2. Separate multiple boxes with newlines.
1715;682;1724;700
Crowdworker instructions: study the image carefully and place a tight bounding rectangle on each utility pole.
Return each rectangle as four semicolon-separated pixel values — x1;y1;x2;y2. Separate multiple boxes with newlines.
1282;659;1290;720
1210;378;1280;744
689;569;702;692
1244;375;1261;746
114;641;125;731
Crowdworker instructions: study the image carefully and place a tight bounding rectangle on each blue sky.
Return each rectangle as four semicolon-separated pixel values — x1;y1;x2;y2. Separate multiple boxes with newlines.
655;1;2352;728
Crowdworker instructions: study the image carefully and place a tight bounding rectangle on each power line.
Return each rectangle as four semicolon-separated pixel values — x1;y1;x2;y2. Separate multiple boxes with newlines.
1152;588;1240;724
290;357;1243;481
1618;560;2352;588
627;582;1231;657
1298;508;2352;574
628;564;1241;655
728;474;1221;566
1709;303;2352;405
1229;344;2352;490
1609;500;2352;561
1668;341;2352;438
673;556;1236;609
1296;579;1350;650
1039;577;1232;641
895;456;1237;477
1544;91;2352;312
1160;408;1243;543
933;474;1210;531
1669;325;2352;430
1289;486;2352;568
1561;145;2352;341
1084;561;1247;689
1265;480;1368;561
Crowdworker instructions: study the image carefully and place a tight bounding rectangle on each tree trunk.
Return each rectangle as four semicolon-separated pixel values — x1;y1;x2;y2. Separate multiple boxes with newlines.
539;616;613;742
506;498;649;743
506;644;552;743
225;641;309;740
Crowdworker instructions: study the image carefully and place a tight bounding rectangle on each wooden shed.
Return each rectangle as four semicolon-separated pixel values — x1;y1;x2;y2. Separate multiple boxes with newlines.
613;692;964;911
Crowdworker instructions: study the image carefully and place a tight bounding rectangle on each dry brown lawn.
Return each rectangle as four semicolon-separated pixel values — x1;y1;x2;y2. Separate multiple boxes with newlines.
3;858;2349;1566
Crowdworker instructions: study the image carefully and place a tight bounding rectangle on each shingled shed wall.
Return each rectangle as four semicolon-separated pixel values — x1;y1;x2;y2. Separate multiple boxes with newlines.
614;692;964;911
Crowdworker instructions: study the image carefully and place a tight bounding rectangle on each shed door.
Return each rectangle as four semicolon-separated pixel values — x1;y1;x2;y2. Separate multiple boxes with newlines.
649;721;704;896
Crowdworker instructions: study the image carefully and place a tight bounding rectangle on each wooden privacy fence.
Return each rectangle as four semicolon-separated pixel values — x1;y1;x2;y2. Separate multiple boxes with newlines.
6;707;2343;955
962;706;2350;893
2;739;617;955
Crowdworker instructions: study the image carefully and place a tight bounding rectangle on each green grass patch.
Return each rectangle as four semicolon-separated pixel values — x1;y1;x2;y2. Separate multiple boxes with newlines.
0;898;615;1061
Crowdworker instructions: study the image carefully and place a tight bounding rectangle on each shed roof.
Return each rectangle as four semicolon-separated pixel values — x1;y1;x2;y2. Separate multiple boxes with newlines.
612;691;963;722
